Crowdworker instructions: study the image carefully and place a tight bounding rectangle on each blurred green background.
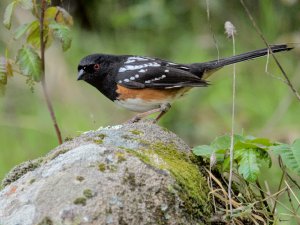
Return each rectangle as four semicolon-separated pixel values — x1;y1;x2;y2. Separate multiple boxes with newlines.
0;0;299;191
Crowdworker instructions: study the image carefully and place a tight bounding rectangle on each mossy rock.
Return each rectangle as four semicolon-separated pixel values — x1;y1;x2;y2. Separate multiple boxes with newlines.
0;122;213;224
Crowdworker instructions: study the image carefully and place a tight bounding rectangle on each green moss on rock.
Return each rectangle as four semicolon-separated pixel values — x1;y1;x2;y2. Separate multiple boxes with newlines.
116;152;126;163
97;133;107;139
126;142;211;221
29;179;35;184
64;136;73;141
76;176;85;182
73;197;87;206
2;158;43;187
83;189;93;199
37;217;53;225
93;139;103;144
98;163;106;172
129;129;144;135
48;148;70;161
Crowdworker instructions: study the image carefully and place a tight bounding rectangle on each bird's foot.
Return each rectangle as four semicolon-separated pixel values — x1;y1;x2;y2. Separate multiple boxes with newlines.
125;115;142;124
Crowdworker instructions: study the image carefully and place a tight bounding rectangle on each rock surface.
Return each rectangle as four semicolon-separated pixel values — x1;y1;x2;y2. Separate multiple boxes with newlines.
0;122;211;225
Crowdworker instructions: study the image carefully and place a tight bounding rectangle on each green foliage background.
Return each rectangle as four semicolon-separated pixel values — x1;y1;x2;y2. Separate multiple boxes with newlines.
0;0;299;186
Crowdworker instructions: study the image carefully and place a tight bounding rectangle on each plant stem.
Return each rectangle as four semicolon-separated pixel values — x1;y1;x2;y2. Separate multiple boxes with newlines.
228;27;236;219
39;0;63;145
272;157;286;215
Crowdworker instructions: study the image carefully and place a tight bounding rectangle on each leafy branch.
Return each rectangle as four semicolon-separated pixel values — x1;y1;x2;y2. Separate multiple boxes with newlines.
2;0;73;144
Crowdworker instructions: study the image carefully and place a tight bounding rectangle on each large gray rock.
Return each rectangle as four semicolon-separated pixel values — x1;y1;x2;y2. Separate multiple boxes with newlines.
0;122;211;225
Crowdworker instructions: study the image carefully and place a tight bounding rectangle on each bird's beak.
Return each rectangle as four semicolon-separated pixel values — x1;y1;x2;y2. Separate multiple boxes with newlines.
77;69;86;81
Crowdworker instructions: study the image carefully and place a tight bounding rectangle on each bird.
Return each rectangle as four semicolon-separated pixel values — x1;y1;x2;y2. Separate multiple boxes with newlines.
77;44;293;123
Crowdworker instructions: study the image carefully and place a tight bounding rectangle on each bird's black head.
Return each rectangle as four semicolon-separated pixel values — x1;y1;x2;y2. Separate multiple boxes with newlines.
77;54;105;83
77;54;118;83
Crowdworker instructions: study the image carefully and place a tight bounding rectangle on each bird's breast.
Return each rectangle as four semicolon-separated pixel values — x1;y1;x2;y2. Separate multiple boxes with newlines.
115;85;190;112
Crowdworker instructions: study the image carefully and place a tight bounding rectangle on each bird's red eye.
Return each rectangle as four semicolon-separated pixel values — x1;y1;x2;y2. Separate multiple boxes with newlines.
94;64;100;71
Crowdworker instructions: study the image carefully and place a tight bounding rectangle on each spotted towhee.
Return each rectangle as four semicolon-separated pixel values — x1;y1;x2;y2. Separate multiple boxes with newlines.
77;44;292;122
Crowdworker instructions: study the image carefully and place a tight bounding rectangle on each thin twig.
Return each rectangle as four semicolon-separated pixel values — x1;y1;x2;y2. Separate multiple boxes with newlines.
240;0;300;102
256;181;272;215
39;0;63;144
285;182;297;216
205;0;220;61
264;180;275;211
272;157;286;215
265;49;287;84
285;180;300;206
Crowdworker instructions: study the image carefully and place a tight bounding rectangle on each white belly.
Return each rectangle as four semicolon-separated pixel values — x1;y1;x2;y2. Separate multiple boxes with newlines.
114;98;172;112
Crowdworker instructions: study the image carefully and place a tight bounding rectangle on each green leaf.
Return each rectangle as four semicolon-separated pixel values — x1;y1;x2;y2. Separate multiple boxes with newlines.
3;1;17;29
18;0;33;10
44;7;58;24
247;138;273;147
16;46;42;82
26;20;40;48
49;23;72;51
271;139;300;175
193;145;214;156
211;134;244;150
237;149;260;182
222;157;231;171
234;141;258;150
14;22;32;40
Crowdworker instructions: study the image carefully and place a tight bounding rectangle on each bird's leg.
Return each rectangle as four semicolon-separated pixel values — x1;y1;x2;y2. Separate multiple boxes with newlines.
126;103;171;123
153;103;171;123
126;108;162;123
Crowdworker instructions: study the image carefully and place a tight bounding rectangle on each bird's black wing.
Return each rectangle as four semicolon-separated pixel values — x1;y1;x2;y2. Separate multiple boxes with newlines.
115;56;208;89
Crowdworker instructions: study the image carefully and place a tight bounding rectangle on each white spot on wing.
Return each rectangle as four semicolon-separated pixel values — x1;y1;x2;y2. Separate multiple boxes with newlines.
118;80;122;83
135;74;139;78
124;56;155;64
165;69;169;73
119;63;160;73
119;67;127;72
125;59;135;64
124;79;130;82
179;66;189;70
130;77;135;80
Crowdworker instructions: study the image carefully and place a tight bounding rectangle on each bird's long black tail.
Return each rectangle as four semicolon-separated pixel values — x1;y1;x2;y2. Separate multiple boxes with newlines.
190;44;293;78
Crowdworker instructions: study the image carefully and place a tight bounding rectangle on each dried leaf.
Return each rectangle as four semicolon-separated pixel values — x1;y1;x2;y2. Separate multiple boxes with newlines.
56;6;73;26
45;6;73;26
0;56;14;96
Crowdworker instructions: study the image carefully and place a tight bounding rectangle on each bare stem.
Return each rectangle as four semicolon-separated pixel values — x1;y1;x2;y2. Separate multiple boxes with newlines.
227;24;236;219
272;157;286;215
40;0;63;145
